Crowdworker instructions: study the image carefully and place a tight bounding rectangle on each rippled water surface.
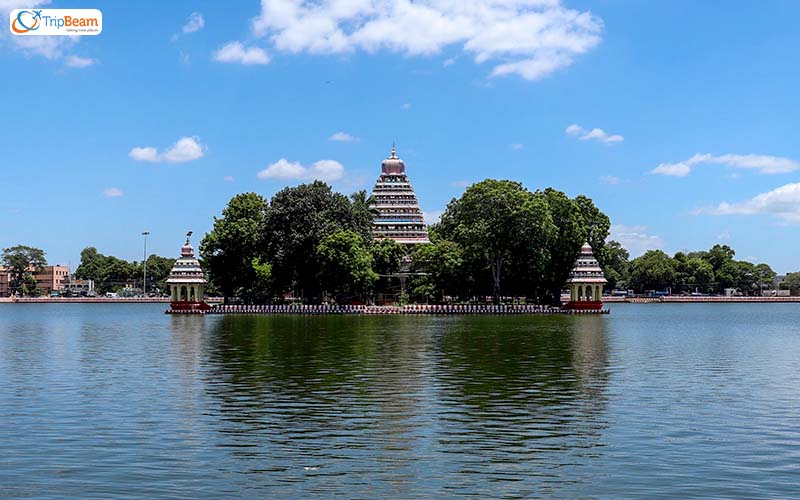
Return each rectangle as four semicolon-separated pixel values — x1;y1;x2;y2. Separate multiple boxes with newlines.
1;303;799;498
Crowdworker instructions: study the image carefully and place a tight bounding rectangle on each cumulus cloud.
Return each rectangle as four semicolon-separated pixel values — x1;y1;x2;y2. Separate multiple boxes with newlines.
693;182;800;224
182;12;205;33
213;42;270;65
103;187;124;198
609;224;664;257
650;153;800;177
128;136;206;164
566;124;623;144
248;0;602;81
329;132;359;142
64;55;98;68
257;158;345;182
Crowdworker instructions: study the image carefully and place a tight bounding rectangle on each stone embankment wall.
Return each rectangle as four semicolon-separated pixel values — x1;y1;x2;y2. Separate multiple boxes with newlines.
192;304;609;316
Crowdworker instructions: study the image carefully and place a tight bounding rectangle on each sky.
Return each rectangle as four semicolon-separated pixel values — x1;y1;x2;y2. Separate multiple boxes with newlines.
2;1;800;273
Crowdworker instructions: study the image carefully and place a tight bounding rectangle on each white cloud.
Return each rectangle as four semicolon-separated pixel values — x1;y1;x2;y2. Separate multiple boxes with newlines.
600;175;620;185
442;57;455;67
510;143;524;150
329;131;359;142
248;0;602;81
257;158;345;182
423;210;443;224
213;42;270;65
693;182;800;224
223;175;235;182
650;153;800;177
128;136;206;164
651;161;691;177
450;180;471;188
609;224;664;257
565;124;623;145
103;187;124;198
182;12;205;34
129;147;160;163
402;103;412;110
717;231;731;241
64;55;98;68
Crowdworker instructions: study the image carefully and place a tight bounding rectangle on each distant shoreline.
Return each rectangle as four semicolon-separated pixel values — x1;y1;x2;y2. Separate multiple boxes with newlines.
1;296;798;305
604;296;800;303
0;297;223;304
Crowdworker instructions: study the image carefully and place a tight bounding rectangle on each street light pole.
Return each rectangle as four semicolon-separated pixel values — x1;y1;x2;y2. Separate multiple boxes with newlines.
142;231;150;296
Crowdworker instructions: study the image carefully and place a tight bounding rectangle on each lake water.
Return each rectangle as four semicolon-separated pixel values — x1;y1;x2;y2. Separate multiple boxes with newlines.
1;303;799;499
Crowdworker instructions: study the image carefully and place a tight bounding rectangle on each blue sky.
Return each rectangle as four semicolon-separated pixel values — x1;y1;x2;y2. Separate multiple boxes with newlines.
2;1;800;273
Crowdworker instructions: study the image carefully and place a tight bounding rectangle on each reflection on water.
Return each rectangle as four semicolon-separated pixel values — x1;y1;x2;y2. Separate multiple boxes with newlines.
1;303;800;498
193;314;610;497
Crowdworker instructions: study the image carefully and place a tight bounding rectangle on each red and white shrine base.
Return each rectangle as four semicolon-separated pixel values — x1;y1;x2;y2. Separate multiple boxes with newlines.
170;301;212;312
562;300;604;311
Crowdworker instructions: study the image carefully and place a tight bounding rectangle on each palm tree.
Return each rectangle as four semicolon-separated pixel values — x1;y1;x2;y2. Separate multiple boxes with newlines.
350;190;379;241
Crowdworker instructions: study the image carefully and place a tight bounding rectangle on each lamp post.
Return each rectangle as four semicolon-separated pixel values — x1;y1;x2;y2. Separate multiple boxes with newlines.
142;231;150;296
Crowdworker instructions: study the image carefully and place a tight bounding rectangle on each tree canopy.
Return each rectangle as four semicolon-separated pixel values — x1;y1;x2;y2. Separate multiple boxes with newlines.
1;245;47;296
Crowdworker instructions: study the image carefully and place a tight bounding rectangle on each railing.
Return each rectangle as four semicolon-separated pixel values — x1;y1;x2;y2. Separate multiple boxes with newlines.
203;304;609;315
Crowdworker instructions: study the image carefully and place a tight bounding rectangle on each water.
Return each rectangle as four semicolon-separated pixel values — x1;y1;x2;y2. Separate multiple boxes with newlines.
1;303;799;499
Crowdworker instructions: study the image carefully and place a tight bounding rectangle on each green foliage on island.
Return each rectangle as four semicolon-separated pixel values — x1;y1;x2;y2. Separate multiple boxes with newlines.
1;245;47;296
200;179;612;305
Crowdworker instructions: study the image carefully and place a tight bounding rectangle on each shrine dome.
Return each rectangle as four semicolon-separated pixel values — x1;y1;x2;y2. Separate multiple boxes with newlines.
381;146;406;174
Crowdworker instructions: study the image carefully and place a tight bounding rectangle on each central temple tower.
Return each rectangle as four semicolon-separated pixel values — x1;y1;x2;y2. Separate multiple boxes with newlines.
369;146;430;245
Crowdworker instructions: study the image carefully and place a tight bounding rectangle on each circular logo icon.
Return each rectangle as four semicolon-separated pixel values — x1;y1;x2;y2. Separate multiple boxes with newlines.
11;10;40;34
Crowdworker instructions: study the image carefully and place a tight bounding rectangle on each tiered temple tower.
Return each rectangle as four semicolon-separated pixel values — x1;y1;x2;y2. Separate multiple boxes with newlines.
563;242;607;310
369;146;430;245
166;232;210;312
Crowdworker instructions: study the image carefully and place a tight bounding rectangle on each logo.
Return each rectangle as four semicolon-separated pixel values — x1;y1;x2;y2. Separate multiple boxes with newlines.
10;9;40;33
9;9;102;36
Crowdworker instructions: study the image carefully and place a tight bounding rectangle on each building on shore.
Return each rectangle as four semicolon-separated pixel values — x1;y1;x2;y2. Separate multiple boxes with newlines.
165;232;210;312
62;279;95;297
0;265;69;297
563;243;607;310
369;146;430;246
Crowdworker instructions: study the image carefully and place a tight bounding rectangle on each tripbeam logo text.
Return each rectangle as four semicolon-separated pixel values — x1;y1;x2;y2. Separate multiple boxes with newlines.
10;9;102;36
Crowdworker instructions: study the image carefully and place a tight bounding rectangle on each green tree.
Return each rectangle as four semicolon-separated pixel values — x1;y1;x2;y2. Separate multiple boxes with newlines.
350;189;379;243
683;257;715;293
599;240;630;290
142;254;176;295
410;239;465;303
251;258;273;302
779;273;800;295
628;250;677;293
200;192;268;303
317;230;377;303
575;194;611;257
756;263;777;291
539;188;586;304
439;180;554;303
1;245;47;296
707;244;736;272
265;181;360;302
370;238;404;276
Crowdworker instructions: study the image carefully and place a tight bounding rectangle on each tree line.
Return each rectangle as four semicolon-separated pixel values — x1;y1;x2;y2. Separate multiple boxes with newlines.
200;179;614;305
73;247;176;295
605;244;783;295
